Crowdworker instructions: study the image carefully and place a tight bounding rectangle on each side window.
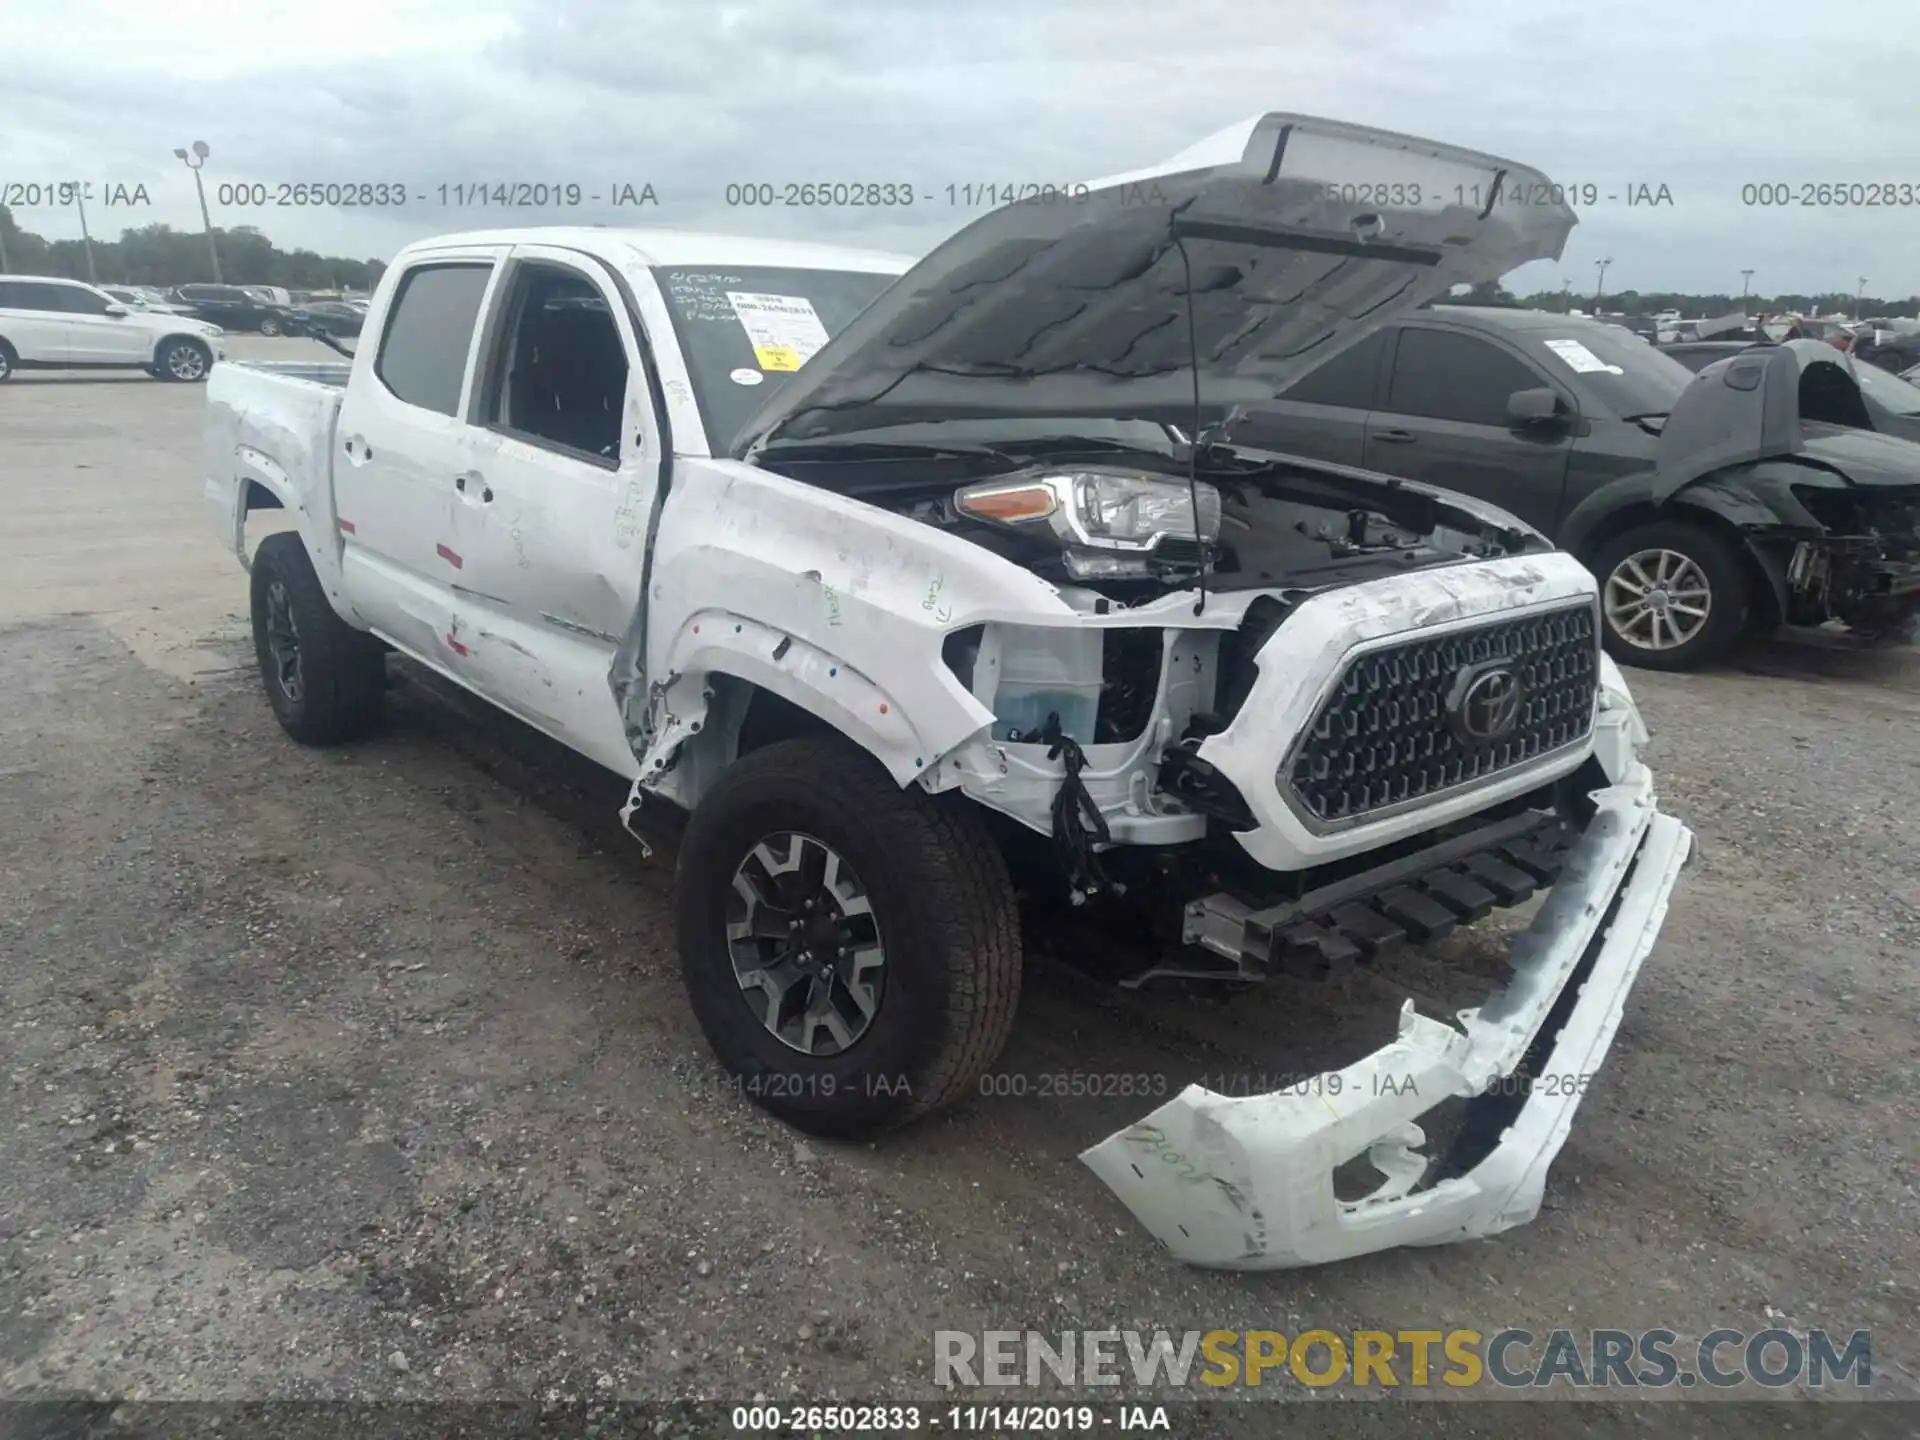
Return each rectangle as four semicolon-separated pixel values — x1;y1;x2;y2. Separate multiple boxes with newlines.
1278;330;1387;409
56;288;111;315
374;263;493;417
0;281;26;308
1385;328;1548;427
12;283;71;313
477;262;629;464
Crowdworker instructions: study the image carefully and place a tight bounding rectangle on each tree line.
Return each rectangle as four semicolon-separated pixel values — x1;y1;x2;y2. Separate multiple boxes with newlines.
1458;278;1918;319
0;207;386;290
3;206;1912;319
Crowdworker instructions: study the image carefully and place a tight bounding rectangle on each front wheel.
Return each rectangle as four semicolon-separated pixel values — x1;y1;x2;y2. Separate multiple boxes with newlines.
675;734;1022;1138
155;338;211;382
0;340;15;382
1591;520;1749;671
259;313;283;337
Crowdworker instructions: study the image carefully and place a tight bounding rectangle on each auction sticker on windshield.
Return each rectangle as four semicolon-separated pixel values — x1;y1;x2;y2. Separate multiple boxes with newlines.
727;292;832;372
1542;338;1624;375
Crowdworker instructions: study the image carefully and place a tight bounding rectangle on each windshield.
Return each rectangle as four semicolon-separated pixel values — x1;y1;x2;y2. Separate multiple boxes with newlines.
1853;360;1920;417
651;264;899;453
1524;322;1696;418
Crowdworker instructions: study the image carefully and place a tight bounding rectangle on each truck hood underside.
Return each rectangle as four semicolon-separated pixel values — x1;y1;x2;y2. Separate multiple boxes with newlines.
733;113;1577;454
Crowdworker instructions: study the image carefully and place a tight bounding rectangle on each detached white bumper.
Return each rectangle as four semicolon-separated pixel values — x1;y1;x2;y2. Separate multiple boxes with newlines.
1081;761;1692;1269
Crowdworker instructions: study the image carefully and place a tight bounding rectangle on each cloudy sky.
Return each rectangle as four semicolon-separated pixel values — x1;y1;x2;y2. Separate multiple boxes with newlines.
4;0;1917;299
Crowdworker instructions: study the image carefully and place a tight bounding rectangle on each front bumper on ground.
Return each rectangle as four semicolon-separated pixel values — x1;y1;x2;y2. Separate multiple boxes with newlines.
1081;761;1692;1269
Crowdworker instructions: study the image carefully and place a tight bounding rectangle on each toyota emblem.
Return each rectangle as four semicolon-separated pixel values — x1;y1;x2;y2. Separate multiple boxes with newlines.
1447;661;1523;744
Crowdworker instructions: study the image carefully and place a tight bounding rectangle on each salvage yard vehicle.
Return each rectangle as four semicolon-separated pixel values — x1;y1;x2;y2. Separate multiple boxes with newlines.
167;282;298;336
203;112;1694;1270
0;275;225;382
1244;306;1920;668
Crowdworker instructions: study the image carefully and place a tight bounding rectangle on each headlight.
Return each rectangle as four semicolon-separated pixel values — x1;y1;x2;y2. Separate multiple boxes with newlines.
954;467;1220;577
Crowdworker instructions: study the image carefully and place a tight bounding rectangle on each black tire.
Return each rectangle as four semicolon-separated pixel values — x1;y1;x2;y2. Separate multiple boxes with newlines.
155;337;211;382
0;339;15;382
249;532;386;745
675;734;1021;1138
259;313;283;337
1590;519;1749;671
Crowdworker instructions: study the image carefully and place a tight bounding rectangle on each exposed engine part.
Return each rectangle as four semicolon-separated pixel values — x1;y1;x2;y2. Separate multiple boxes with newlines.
1156;739;1256;829
1035;711;1121;905
1164;808;1572;987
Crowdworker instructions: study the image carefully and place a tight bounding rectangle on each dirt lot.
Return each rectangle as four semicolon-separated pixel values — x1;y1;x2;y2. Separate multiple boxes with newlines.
2;339;1918;1434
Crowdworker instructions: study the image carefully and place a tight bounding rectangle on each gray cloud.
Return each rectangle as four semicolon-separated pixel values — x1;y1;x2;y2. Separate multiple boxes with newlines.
2;0;1916;298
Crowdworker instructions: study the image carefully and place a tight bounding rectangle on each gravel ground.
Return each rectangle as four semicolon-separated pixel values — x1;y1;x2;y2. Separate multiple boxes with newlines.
2;343;1918;1436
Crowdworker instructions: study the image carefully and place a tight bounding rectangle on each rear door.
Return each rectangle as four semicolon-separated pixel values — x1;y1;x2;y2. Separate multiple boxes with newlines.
1362;322;1578;533
1230;329;1386;465
436;242;661;776
0;280;76;362
331;247;508;666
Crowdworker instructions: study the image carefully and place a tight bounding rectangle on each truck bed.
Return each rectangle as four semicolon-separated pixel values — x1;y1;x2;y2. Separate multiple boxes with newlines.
203;358;350;563
217;358;353;387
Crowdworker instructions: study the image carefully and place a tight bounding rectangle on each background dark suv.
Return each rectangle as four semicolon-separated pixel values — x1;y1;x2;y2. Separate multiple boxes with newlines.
1236;305;1686;538
1237;306;1920;669
166;284;295;336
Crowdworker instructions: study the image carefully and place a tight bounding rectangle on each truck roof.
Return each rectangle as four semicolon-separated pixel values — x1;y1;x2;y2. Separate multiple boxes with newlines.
396;226;917;275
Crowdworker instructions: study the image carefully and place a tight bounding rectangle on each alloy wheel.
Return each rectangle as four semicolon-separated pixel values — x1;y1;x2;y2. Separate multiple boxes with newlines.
166;344;207;380
726;831;886;1056
263;579;303;702
1604;548;1712;651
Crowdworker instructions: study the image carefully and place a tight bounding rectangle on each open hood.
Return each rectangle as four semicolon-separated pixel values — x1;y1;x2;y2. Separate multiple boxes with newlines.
732;112;1576;456
1654;342;1920;500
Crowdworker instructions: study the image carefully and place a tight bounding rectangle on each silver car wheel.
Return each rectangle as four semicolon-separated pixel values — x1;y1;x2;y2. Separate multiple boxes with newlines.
164;343;208;381
1604;547;1712;651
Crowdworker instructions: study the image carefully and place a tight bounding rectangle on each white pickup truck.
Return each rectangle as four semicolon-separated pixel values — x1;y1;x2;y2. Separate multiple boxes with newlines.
203;112;1693;1270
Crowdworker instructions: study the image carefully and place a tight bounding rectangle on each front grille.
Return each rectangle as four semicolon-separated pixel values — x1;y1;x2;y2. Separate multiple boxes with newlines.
1284;604;1599;826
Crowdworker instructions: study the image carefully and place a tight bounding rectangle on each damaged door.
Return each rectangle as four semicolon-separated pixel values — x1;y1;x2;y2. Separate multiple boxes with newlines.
440;243;662;778
333;248;506;665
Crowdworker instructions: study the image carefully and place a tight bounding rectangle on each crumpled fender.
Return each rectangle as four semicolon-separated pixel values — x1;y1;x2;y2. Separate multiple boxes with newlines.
608;456;1080;793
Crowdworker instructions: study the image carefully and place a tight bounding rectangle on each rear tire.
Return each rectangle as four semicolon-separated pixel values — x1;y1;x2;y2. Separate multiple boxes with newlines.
259;313;283;337
249;532;387;744
0;340;15;382
1591;519;1749;671
675;734;1021;1138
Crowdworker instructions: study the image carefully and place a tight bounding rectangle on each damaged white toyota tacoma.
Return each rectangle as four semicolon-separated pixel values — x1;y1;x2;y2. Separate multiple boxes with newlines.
203;113;1693;1270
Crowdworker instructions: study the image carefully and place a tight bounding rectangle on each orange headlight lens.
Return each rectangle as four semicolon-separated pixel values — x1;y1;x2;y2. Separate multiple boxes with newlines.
954;482;1059;524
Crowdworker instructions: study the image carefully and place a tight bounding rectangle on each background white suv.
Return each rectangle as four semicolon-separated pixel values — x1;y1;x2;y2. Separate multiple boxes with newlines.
0;276;226;383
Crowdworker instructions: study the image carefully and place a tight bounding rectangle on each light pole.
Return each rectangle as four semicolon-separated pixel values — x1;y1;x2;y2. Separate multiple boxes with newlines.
1593;256;1612;312
74;187;99;285
1740;269;1753;301
173;141;222;282
1856;276;1867;320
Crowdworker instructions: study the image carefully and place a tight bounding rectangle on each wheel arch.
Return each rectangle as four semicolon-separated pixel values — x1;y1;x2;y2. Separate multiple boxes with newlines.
1571;488;1788;632
630;619;992;814
150;331;214;365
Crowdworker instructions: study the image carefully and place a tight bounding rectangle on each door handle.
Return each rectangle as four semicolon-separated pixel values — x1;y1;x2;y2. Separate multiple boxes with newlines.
455;472;492;503
342;435;372;462
1373;428;1416;443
